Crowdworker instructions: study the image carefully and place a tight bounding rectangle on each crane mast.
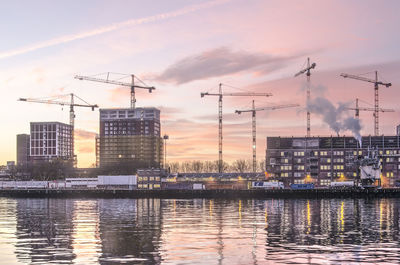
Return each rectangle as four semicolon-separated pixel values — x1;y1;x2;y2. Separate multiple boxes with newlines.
18;93;98;167
341;71;392;135
201;83;272;173
75;73;155;109
235;101;298;172
294;58;316;138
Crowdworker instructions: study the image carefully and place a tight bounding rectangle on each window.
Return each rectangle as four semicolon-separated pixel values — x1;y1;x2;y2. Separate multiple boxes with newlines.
333;151;344;156
320;179;331;186
294;172;304;177
294;151;304;156
294;179;304;184
317;151;328;156
320;165;331;170
281;165;292;171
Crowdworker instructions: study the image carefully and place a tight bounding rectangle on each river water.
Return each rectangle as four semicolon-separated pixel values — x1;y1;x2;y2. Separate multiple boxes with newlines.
0;197;399;264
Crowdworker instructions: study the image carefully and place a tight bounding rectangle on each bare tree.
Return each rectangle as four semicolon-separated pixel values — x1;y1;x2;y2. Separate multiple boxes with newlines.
181;161;192;173
167;162;180;173
258;160;266;172
231;159;250;173
202;161;215;172
191;160;204;173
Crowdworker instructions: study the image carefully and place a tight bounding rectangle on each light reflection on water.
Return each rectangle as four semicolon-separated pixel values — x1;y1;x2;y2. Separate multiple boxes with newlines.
0;198;399;264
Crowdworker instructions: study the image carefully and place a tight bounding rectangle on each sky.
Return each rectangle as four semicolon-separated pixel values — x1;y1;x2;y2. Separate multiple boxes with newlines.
1;0;400;167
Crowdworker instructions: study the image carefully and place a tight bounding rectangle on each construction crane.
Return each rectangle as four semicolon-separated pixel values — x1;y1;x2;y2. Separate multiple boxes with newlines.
235;100;299;172
294;57;316;138
345;98;394;119
75;72;155;109
201;83;272;173
18;93;98;166
340;71;392;136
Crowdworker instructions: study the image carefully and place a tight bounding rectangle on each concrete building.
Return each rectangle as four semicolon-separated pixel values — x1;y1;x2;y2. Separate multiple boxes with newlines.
30;122;73;163
136;168;167;189
266;136;400;187
16;134;30;167
97;108;163;168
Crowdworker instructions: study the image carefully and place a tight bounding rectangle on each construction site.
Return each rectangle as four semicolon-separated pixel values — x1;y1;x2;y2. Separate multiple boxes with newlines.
8;57;400;190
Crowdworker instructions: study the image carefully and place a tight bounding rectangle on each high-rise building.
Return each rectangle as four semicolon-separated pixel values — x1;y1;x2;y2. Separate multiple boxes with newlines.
266;135;400;187
16;134;30;168
97;108;163;168
29;122;73;163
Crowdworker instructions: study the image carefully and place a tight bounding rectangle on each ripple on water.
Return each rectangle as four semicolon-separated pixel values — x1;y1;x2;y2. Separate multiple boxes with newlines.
0;198;399;264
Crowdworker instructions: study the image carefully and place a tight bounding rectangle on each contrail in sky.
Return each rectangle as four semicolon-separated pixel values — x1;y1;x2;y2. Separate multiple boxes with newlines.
0;0;229;60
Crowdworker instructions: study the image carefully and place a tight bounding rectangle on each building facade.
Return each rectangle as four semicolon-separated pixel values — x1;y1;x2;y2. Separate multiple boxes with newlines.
136;168;167;189
266;136;400;187
29;122;73;163
97;108;163;168
16;134;30;168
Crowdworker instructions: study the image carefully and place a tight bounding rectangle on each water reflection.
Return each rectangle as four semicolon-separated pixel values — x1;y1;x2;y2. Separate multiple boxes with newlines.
0;197;399;264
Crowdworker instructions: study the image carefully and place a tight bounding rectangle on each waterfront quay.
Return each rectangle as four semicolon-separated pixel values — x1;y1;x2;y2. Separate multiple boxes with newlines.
1;188;400;199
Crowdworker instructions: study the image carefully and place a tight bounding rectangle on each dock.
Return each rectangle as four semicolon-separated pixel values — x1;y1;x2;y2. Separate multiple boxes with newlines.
1;188;400;199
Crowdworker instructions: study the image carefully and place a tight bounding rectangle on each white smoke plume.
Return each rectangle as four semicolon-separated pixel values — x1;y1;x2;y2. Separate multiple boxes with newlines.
307;96;362;145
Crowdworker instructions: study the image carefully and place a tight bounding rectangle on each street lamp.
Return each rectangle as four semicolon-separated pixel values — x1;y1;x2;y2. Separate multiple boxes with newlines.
163;135;169;169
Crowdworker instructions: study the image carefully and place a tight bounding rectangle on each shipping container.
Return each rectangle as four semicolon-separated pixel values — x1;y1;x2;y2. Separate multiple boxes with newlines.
330;181;355;188
162;182;193;190
252;181;284;189
48;180;66;189
97;175;137;185
205;182;247;190
193;183;205;190
290;183;314;190
65;178;98;189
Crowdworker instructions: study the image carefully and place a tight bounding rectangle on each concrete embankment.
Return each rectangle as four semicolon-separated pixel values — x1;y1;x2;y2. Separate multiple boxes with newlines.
0;189;400;199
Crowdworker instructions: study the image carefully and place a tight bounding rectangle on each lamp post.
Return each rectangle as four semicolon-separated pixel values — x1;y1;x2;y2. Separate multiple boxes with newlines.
163;135;169;169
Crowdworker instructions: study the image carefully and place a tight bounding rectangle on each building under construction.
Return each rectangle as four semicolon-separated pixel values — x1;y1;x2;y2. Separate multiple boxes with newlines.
96;108;163;169
266;135;400;187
